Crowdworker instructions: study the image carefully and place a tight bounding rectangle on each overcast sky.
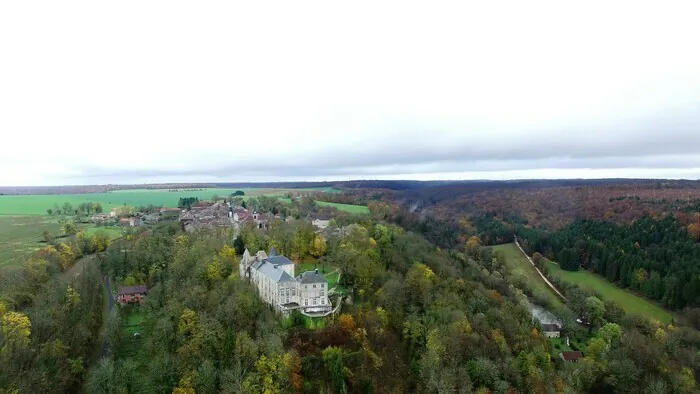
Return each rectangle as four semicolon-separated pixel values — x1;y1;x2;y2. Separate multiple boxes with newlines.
1;1;699;186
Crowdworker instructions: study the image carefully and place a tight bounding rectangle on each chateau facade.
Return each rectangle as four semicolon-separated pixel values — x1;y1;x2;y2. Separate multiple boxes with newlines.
240;248;332;315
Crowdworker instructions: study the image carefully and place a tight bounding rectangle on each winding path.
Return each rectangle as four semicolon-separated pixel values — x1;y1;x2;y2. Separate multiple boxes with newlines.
513;237;567;302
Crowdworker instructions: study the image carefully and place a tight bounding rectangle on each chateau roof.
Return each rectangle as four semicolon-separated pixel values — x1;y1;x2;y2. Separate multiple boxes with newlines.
298;270;326;284
257;261;295;283
266;255;294;266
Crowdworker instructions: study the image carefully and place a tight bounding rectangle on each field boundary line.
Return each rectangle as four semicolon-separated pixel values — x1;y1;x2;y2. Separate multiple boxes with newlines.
513;237;567;302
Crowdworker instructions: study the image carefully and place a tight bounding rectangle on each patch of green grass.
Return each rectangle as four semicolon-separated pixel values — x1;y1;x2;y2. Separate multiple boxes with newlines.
325;272;340;289
492;244;565;309
549;337;572;352
545;260;674;323
302;315;328;329
0;216;65;266
84;226;124;240
0;188;338;216
124;310;145;335
316;201;369;214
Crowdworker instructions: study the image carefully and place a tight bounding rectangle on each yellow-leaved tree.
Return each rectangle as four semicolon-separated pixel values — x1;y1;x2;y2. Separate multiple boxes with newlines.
310;235;327;257
1;311;32;358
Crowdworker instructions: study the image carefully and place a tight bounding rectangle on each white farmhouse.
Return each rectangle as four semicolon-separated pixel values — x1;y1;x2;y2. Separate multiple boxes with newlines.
240;247;332;315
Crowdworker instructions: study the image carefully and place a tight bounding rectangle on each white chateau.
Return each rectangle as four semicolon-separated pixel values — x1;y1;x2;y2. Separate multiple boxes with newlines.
240;247;332;315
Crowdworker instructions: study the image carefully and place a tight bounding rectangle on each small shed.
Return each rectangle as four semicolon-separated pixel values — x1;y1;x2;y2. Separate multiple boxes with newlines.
559;351;583;362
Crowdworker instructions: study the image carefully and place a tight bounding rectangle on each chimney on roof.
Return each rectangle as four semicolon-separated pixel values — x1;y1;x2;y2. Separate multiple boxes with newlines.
315;269;318;274
274;264;279;269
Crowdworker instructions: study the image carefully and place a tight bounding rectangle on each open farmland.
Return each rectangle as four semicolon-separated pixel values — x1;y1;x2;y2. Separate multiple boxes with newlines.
492;244;564;309
545;260;674;323
316;201;370;214
0;216;65;266
0;187;333;216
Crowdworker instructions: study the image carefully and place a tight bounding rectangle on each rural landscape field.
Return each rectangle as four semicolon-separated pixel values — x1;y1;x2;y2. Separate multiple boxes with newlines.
0;187;348;267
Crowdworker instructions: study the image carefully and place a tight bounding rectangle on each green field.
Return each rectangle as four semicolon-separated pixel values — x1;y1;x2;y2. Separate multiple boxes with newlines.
545;260;674;323
0;216;67;266
0;187;336;216
85;226;124;240
316;201;369;214
492;244;564;309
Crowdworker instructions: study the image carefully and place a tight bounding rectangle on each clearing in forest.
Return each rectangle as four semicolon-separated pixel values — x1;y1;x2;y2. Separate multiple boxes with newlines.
316;201;370;214
544;260;674;324
492;244;565;309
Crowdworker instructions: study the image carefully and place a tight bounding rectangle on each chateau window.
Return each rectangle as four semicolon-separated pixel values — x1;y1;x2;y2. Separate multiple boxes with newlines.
321;299;325;305
313;284;316;288
320;289;324;296
304;299;308;306
292;289;296;296
313;299;317;305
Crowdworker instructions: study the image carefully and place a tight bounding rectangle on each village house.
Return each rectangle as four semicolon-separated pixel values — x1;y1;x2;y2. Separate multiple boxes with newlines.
559;351;583;362
541;323;561;338
312;218;331;231
119;217;142;227
117;285;147;305
240;248;332;316
91;213;111;223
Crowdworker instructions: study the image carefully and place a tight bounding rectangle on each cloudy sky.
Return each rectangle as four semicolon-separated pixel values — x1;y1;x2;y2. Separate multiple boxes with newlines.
1;1;699;186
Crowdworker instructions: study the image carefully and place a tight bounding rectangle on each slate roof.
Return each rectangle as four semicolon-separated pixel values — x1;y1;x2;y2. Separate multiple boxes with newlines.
266;255;294;266
257;261;295;283
298;270;326;284
118;285;147;295
252;260;265;270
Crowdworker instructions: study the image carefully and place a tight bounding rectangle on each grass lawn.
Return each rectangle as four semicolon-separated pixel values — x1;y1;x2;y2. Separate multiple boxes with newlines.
84;226;124;240
124;310;145;335
0;216;66;266
492;244;565;309
545;260;674;323
316;201;369;214
0;187;338;216
549;337;572;353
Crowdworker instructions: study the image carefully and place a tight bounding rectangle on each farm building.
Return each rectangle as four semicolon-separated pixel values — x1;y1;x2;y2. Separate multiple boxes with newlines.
119;217;142;227
117;285;148;305
541;323;561;338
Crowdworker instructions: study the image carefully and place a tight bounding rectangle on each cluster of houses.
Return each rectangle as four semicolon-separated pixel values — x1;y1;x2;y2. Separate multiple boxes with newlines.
179;201;231;232
239;247;332;316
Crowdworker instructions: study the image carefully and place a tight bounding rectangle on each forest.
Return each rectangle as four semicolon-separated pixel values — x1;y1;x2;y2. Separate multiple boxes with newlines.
1;192;700;392
516;215;700;311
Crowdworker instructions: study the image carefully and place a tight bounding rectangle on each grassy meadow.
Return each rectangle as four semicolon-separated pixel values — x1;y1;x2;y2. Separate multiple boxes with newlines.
0;216;66;266
492;244;565;309
316;201;370;214
545;260;674;323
